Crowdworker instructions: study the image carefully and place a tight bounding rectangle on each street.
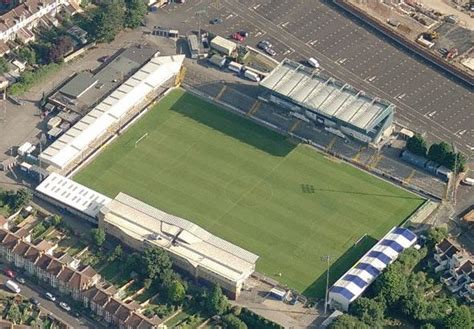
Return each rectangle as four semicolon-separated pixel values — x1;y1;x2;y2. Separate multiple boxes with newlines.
0;270;96;328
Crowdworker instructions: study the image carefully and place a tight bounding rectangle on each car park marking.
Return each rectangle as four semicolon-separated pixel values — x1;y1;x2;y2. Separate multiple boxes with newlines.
456;129;467;136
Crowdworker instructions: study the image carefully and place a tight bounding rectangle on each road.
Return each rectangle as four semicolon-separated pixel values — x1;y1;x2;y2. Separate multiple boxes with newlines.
0;271;96;328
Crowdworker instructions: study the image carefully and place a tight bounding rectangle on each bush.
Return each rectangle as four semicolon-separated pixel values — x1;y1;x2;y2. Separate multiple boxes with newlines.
406;134;427;157
9;63;61;96
222;313;247;329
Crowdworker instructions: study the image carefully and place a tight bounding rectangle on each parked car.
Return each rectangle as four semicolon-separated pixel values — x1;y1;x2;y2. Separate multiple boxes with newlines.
4;269;15;278
232;32;244;42
45;292;56;302
210;18;223;24
258;40;272;49
59;302;71;312
29;298;40;307
98;56;109;63
265;47;277;56
238;31;249;37
15;277;25;284
307;57;320;68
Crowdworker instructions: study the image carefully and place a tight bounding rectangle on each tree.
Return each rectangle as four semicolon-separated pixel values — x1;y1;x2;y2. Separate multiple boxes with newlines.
406;134;427;157
17;47;36;65
0;56;9;74
143;247;172;281
397;247;427;272
222;314;248;329
205;285;229;315
328;314;370;329
5;188;32;212
92;1;125;42
426;226;448;248
167;280;186;305
48;36;74;63
108;244;123;262
51;215;62;227
444;305;472;329
427;142;451;164
443;151;466;173
374;264;407;306
420;324;436;329
125;0;147;29
6;303;21;324
91;228;106;247
350;297;385;327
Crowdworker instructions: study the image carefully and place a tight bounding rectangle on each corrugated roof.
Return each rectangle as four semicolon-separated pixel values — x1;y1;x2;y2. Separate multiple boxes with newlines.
260;59;394;131
36;173;111;218
39;55;185;170
101;192;258;284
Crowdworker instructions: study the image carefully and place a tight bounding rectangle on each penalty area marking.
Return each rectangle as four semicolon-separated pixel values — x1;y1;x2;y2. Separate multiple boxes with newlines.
135;132;149;148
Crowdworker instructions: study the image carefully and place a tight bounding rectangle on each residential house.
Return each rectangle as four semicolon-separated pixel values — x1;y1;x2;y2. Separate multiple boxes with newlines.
0;0;81;54
82;284;163;328
434;238;474;302
434;238;461;272
0;227;100;300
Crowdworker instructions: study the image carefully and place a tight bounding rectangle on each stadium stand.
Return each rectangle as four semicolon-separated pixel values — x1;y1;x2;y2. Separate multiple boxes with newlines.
39;54;185;173
99;193;259;299
35;173;111;223
328;227;417;311
35;173;259;299
259;59;395;146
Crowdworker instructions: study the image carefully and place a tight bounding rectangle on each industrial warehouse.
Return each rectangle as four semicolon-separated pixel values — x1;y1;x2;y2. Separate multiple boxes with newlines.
39;53;185;173
35;174;259;298
259;59;395;146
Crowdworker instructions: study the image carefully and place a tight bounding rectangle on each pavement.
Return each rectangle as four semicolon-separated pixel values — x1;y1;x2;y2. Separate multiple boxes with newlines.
151;0;474;154
0;269;96;328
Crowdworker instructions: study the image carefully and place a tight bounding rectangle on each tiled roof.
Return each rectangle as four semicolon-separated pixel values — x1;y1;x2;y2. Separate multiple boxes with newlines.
11;240;29;256
35;254;54;270
46;258;63;276
104;298;121;315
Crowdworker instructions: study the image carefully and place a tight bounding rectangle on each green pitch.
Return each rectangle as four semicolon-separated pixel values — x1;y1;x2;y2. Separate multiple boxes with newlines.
75;89;424;297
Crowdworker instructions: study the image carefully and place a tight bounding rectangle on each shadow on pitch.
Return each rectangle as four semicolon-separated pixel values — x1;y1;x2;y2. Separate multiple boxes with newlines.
302;235;377;299
171;86;296;157
305;186;423;200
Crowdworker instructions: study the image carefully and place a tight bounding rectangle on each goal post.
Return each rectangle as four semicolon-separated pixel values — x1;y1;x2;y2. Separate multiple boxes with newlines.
135;132;149;148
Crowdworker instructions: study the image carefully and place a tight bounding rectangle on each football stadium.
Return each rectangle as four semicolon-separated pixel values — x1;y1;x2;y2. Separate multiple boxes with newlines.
74;88;424;297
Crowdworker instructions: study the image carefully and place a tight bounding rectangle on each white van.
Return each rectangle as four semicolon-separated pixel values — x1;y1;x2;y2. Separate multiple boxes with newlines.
5;280;20;293
307;57;320;68
462;177;474;186
244;70;261;82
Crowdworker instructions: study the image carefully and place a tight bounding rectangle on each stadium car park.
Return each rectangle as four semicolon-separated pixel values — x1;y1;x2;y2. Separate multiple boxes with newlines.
152;0;474;153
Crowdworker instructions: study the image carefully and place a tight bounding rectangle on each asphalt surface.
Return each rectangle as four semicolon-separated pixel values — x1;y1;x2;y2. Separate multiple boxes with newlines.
0;271;95;328
153;0;473;155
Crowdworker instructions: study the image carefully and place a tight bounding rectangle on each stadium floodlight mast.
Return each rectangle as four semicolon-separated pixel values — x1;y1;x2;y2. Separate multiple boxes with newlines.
321;255;332;315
